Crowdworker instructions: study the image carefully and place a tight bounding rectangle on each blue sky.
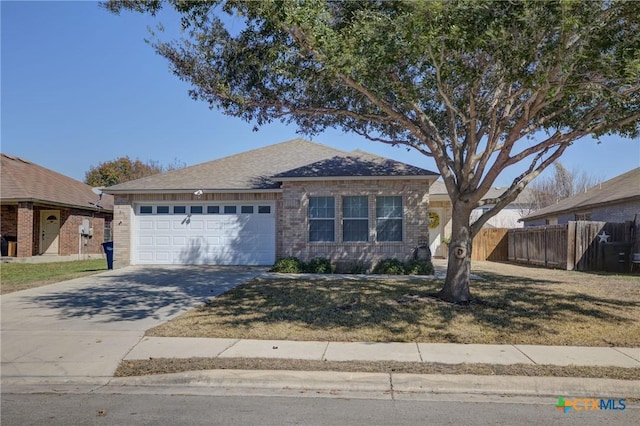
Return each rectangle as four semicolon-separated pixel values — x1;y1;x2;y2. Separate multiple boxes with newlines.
2;1;639;186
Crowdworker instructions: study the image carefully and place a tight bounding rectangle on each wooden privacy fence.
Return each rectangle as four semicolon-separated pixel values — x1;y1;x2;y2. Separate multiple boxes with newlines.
508;225;568;268
508;221;638;271
472;228;509;261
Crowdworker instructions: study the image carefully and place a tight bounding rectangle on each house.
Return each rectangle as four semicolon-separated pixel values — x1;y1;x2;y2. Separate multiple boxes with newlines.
0;154;114;258
522;167;640;226
104;139;439;268
427;180;533;257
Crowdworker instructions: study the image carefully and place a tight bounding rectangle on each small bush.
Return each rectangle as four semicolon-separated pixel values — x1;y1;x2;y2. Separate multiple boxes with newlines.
346;261;368;274
372;258;406;275
406;259;435;275
270;257;305;273
305;257;333;274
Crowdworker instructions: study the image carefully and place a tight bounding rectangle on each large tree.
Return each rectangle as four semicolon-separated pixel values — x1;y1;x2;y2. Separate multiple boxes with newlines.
106;0;640;302
85;156;184;187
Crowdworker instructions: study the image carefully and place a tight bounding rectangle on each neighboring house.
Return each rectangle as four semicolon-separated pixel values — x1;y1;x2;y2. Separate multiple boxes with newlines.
522;167;640;226
104;139;439;268
0;154;114;258
428;181;533;257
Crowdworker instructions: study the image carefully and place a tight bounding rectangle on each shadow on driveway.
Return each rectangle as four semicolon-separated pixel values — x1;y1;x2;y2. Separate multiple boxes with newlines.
28;266;263;324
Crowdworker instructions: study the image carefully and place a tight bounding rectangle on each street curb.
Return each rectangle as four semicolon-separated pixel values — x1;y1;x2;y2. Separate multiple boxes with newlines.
109;370;640;398
4;371;639;399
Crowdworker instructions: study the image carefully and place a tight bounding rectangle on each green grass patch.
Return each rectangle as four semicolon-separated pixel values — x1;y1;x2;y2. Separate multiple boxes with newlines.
1;259;107;294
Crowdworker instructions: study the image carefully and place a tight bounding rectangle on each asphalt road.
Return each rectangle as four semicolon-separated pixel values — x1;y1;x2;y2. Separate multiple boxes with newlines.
2;393;637;426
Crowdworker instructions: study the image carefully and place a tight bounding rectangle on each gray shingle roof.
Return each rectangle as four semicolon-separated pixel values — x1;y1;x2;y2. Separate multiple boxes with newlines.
105;139;438;192
273;150;438;179
523;167;640;220
0;154;114;211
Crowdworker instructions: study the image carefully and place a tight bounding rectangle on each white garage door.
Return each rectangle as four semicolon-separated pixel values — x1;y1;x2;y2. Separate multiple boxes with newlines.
134;203;275;265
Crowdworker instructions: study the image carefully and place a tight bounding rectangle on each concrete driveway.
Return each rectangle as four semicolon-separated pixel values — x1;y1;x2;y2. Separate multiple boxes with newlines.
1;266;262;380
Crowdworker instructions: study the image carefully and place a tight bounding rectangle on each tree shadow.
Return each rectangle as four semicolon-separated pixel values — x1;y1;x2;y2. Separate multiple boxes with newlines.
184;273;640;344
28;267;263;323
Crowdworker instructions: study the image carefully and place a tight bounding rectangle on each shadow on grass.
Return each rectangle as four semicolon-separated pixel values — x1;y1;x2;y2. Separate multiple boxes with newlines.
188;273;640;343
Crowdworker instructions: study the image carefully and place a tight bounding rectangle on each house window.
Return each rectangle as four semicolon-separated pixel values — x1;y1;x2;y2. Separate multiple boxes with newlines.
190;206;203;214
309;196;335;242
376;196;403;241
157;206;170;214
207;206;220;214
139;206;152;214
575;212;591;221
342;196;368;241
173;206;186;214
104;220;112;241
241;206;254;214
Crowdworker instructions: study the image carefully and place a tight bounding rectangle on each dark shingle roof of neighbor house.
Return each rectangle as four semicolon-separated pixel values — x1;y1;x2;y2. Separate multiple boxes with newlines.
105;139;439;192
429;180;534;205
0;153;114;211
523;167;640;221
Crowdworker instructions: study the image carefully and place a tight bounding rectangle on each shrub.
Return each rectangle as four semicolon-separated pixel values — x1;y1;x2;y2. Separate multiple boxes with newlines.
346;261;368;274
270;257;305;273
372;258;406;275
305;257;333;274
405;259;435;275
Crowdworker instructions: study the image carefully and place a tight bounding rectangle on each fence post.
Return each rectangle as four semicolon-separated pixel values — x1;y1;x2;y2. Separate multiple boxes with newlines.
544;226;548;268
566;221;576;271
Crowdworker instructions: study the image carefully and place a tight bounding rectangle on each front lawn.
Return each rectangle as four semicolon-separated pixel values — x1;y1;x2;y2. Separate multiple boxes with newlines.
1;259;107;294
148;261;640;347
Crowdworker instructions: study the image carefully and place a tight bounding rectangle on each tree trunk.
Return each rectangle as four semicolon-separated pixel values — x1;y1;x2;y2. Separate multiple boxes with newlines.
438;202;473;303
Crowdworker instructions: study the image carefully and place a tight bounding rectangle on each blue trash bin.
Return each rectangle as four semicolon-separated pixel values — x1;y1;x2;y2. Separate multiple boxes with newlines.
102;241;114;270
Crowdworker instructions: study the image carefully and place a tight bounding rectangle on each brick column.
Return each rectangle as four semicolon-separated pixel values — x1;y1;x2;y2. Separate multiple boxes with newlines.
17;202;34;257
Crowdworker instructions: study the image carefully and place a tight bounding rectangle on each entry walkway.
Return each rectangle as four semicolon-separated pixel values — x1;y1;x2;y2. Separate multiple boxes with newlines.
125;337;640;368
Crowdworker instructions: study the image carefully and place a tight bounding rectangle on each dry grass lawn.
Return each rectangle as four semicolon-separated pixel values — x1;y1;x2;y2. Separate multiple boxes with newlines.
147;261;640;347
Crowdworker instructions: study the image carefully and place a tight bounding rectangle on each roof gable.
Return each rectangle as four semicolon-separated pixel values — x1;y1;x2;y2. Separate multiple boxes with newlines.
273;152;438;180
105;139;438;192
0;154;114;211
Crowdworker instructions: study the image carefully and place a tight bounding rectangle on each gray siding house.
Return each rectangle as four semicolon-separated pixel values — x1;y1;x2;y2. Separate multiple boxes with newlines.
522;167;640;226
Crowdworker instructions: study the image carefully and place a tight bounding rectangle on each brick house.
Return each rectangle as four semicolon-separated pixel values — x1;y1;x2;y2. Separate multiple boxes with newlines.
0;154;114;258
522;167;640;226
105;139;439;269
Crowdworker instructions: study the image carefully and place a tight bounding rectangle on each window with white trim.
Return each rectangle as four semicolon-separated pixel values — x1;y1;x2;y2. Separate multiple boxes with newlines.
376;196;403;241
342;196;368;241
309;196;335;242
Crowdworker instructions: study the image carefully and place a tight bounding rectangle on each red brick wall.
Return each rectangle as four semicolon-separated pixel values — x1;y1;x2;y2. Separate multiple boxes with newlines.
59;209;110;256
1;205;18;238
17;202;34;257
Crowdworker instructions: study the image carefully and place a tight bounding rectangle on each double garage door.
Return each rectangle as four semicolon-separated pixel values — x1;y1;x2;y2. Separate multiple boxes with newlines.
134;202;275;265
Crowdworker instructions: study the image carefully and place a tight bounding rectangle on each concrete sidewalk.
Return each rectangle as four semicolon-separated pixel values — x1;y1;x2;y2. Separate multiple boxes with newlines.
125;337;640;368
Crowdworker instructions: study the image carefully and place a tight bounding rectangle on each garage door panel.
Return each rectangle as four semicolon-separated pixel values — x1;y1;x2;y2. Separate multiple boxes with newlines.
139;220;153;230
139;236;153;246
135;204;275;265
155;220;171;230
156;236;171;246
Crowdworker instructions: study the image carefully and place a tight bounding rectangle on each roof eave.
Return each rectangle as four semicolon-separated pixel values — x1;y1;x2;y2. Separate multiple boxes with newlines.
104;188;284;195
275;175;439;183
522;195;640;221
0;198;113;213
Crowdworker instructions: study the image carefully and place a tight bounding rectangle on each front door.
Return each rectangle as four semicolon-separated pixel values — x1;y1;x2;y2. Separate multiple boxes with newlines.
428;208;444;257
40;210;60;255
